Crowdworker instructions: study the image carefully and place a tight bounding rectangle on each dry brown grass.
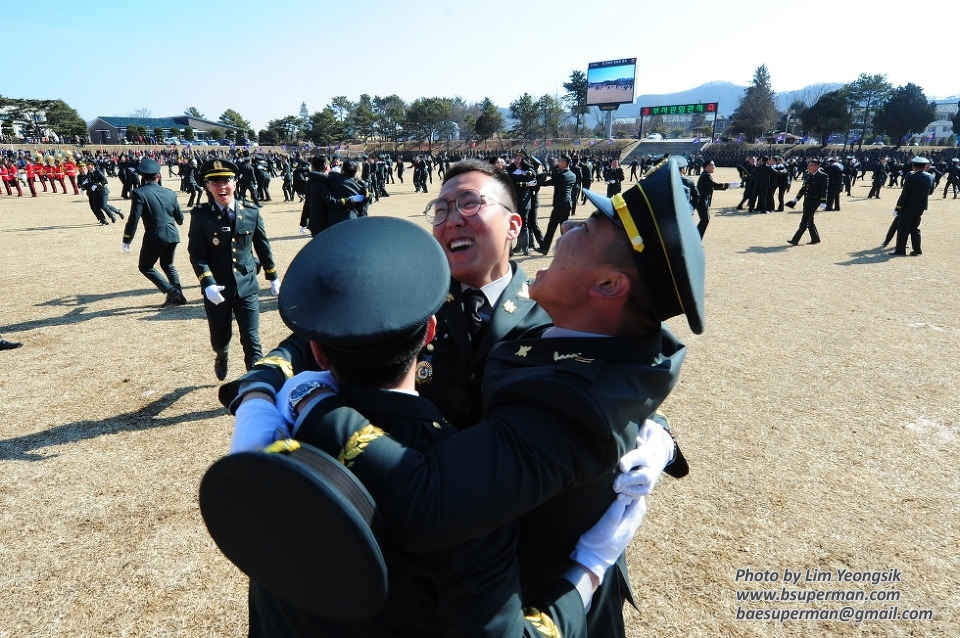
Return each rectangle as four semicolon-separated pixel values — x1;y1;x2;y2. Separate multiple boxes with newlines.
1;166;957;637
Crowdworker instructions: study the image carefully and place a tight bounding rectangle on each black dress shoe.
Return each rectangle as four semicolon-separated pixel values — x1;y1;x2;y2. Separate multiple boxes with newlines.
909;250;922;256
808;240;821;245
535;246;549;255
0;339;22;350
888;251;907;256
786;239;799;246
214;353;229;381
99;220;109;226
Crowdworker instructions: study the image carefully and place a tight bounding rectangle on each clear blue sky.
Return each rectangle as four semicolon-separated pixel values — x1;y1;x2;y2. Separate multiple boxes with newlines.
6;1;958;131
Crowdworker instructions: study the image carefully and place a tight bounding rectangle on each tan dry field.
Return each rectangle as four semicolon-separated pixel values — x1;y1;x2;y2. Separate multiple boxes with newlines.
1;165;958;638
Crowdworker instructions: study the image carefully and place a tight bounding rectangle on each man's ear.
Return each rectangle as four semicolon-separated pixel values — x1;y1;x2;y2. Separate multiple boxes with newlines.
506;211;523;240
591;269;632;301
309;341;330;369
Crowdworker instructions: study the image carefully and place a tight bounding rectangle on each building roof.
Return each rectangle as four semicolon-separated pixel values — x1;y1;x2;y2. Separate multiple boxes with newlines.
92;116;241;131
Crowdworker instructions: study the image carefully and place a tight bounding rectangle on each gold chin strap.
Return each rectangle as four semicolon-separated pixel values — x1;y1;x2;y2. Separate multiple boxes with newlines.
612;193;644;253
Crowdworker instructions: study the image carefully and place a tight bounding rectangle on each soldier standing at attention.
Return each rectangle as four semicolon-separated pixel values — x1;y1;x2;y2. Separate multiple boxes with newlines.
188;159;281;381
121;158;188;308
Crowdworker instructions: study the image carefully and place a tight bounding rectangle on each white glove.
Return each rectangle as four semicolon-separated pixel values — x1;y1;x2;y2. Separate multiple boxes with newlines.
349;194;365;203
269;279;281;295
276;371;340;427
613;419;676;497
121;242;130;253
891;210;898;217
204;284;226;304
299;226;309;235
728;181;741;188
231;398;291;453
817;203;827;211
527;180;538;187
570;495;647;581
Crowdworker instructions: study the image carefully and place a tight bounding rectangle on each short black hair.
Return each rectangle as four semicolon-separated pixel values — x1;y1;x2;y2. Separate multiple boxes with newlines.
443;159;518;213
321;323;429;387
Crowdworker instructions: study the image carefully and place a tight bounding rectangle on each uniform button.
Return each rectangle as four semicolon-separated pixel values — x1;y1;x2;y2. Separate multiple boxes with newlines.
432;421;442;429
426;344;434;352
233;258;238;262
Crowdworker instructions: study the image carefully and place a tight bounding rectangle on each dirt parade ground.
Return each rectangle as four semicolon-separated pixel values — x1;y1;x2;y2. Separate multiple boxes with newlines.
1;163;957;637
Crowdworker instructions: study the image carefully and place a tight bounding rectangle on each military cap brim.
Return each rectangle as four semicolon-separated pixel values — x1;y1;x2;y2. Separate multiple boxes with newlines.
200;159;239;180
137;158;161;175
279;216;450;348
199;440;387;621
910;156;930;164
582;158;705;334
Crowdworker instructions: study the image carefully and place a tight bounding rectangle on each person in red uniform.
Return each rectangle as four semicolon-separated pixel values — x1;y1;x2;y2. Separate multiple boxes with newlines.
64;156;80;194
24;158;38;197
52;159;68;194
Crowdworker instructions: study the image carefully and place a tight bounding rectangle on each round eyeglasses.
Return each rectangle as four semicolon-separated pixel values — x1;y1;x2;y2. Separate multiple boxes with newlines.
424;189;512;225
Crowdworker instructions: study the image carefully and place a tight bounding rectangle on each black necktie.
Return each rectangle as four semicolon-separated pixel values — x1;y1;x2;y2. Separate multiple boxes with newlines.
462;289;486;337
223;206;235;223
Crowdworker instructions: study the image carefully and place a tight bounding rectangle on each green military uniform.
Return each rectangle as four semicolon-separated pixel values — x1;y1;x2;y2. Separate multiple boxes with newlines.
296;328;687;637
210;216;590;638
253;387;588;638
188;195;278;370
217;262;550;429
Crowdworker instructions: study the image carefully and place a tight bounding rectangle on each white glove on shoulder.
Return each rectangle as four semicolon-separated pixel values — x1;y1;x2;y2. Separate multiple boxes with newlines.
349;194;365;203
121;242;130;253
613;419;676;497
231;397;291;453
269;279;281;295
570;495;647;581
204;284;226;304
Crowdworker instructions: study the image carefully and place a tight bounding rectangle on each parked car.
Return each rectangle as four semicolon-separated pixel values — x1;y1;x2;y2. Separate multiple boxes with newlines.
645;133;664;140
163;137;181;145
219;139;234;146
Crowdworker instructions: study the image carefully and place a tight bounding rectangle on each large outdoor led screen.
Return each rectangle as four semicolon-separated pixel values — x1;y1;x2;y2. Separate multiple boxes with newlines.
586;58;637;107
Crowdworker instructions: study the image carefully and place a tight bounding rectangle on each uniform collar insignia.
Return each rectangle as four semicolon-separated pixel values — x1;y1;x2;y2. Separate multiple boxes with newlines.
515;345;532;357
517;283;530;299
503;300;516;314
553;351;595;363
445;293;455;303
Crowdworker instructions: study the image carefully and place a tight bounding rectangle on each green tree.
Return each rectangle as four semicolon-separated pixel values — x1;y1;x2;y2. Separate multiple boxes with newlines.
218;109;251;133
126;124;138;142
307;107;344;147
466;98;504;143
563;70;589;136
259;129;278;146
43;100;87;138
347;94;377;141
843;73;893;151
183;126;195;141
872;84;937;150
329;96;354;123
208;127;224;141
405;97;453;151
266;115;302;143
373;95;407;143
184;106;205;119
154;126;165;140
537;94;566;139
727;65;778;140
800;90;852;144
509;93;539;141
